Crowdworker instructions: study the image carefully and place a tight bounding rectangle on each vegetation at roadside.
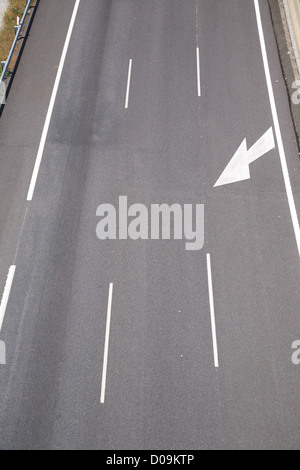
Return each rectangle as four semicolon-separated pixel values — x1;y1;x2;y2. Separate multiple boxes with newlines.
0;0;27;72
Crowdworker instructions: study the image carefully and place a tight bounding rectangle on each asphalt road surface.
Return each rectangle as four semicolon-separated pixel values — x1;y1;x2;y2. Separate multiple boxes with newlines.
0;0;300;450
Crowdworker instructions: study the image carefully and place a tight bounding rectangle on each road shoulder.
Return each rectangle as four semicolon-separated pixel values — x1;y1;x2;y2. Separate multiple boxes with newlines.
268;0;300;152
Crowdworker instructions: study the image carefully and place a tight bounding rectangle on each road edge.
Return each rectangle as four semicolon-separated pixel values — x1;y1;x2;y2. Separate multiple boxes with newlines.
0;0;39;117
268;0;300;154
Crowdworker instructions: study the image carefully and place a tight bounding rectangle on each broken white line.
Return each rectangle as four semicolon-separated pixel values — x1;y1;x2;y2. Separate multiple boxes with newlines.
196;47;201;97
206;254;219;368
125;59;133;109
0;266;16;332
100;283;114;404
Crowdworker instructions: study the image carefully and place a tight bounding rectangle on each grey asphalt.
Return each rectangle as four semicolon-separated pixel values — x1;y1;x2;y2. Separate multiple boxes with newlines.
0;0;300;450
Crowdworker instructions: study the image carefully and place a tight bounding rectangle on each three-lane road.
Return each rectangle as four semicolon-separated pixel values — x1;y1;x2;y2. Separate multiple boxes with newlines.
0;0;300;450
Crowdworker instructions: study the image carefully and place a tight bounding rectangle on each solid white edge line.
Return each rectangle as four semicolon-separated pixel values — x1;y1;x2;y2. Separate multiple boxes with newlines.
254;0;300;257
206;254;219;369
196;47;201;97
0;266;16;332
125;59;133;109
27;0;81;202
100;283;114;404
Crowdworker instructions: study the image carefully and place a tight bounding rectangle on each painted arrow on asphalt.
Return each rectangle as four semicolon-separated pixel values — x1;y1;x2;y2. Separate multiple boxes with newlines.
214;127;275;187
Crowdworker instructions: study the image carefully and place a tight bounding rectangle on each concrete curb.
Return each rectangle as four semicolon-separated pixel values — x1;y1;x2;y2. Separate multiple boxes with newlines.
283;0;300;78
268;0;300;153
286;0;300;73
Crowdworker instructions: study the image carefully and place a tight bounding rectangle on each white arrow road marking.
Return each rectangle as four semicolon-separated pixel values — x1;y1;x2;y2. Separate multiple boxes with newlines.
214;127;275;187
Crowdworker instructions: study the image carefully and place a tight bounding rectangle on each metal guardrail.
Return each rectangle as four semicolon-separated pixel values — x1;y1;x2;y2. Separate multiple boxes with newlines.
0;0;33;104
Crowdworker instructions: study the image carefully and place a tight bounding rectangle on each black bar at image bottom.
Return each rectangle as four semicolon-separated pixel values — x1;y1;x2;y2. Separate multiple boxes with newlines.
99;452;201;467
